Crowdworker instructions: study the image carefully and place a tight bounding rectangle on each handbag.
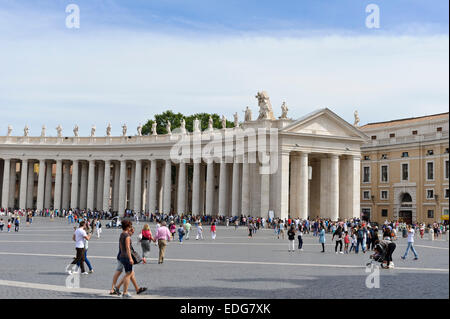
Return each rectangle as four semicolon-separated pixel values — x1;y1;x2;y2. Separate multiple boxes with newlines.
131;247;143;264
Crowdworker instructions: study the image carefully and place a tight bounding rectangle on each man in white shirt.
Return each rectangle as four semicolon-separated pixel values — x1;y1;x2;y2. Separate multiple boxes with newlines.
69;221;91;274
401;225;419;260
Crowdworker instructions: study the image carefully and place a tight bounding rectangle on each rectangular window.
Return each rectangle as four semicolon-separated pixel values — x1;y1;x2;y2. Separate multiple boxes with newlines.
427;162;434;180
437;127;442;132
364;156;370;161
428;210;434;219
381;165;388;182
427;150;434;156
402;163;409;181
363;166;370;183
445;189;449;199
426;189;434;199
445;160;449;179
381;209;388;217
363;191;370;200
381;154;388;160
371;135;377;140
389;133;395;138
402;152;409;158
412;130;418;135
381;190;388;200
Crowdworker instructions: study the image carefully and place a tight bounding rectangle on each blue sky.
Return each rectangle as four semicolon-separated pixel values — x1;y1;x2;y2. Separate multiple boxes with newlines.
0;0;448;136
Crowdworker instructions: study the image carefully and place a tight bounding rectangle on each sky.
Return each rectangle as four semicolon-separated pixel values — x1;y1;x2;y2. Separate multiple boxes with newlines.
0;0;448;136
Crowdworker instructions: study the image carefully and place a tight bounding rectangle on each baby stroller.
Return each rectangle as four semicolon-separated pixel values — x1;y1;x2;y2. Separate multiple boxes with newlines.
366;241;395;269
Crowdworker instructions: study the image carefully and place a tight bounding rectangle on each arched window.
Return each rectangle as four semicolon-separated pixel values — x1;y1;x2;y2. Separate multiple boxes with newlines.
401;193;412;202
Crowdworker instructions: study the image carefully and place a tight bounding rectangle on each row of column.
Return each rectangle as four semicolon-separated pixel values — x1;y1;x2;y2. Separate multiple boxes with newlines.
0;153;360;220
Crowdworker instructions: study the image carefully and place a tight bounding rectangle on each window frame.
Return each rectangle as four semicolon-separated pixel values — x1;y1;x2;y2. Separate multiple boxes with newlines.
381;209;388;217
380;190;389;200
445;188;449;199
426;160;435;181
362;165;371;184
444;159;449;180
427;210;434;219
426;188;435;200
362;190;371;200
401;162;409;182
380;164;389;183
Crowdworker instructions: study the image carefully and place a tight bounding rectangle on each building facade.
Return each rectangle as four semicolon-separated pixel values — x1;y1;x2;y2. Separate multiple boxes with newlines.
0;94;368;220
359;113;449;224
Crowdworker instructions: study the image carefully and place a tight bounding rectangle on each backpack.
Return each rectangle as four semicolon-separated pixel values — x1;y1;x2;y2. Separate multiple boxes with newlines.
357;229;364;239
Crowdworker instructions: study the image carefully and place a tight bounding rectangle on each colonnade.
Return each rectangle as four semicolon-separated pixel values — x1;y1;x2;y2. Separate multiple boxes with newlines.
0;153;360;220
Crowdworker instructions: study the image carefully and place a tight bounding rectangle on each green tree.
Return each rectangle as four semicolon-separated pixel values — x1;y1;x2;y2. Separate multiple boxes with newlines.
142;111;233;135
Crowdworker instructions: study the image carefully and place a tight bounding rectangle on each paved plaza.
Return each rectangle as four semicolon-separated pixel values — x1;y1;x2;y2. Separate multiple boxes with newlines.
0;217;448;299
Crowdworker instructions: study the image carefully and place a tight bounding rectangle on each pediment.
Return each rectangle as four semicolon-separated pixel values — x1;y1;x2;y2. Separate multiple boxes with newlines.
281;108;368;139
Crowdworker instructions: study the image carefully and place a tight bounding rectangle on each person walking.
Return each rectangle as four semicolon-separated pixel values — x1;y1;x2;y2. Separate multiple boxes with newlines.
169;221;176;240
68;221;91;275
140;224;154;258
332;225;344;254
155;221;172;264
297;224;304;251
14;217;20;232
95;219;102;238
7;219;11;232
288;225;296;252
0;219;4;232
319;224;326;253
401;225;419;260
344;231;350;254
196;222;204;240
178;224;185;243
184;221;191;240
77;223;94;273
210;221;217;240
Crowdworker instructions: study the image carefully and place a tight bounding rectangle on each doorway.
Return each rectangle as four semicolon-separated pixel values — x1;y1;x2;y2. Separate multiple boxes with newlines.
399;210;412;225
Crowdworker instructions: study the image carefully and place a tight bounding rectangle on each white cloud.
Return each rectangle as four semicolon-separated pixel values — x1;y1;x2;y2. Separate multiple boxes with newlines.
0;26;448;136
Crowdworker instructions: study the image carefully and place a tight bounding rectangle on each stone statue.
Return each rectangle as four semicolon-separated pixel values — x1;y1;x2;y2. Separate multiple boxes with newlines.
122;124;127;136
256;91;275;120
180;119;186;134
221;115;227;129
166;121;172;135
90;125;96;137
24;125;29;137
73;125;79;137
193;118;200;133
151;122;157;136
137;124;142;136
279;101;289;119
354;110;360;127
7;125;12;136
106;123;112;137
208;116;214;131
244;106;252;122
234;112;239;127
56;125;63;137
41;125;46;137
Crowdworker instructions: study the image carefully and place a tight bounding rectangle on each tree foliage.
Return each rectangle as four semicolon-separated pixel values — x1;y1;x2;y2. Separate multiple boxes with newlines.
141;111;234;136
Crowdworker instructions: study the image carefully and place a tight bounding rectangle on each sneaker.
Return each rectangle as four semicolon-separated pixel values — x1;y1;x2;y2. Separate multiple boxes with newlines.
401;256;406;260
136;287;147;295
414;257;418;260
339;252;344;254
122;292;132;298
89;269;94;273
81;272;89;275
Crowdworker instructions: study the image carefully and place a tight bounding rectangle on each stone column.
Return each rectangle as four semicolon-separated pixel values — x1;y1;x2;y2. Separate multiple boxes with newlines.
26;161;35;209
53;159;63;211
350;156;361;219
320;156;330;218
149;160;157;214
260;170;270;218
62;162;71;210
44;161;53;209
177;161;186;215
297;152;309;220
118;160;127;215
241;155;249;216
103;160;111;211
192;162;200;215
134;160;142;213
1;158;10;209
79;162;88;210
205;161;215;215
231;159;240;217
19;160;28;210
9;160;17;209
70;160;79;209
96;161;104;210
218;160;228;216
113;162;120;212
129;162;135;210
330;154;340;221
163;159;172;214
276;152;290;219
36;160;45;211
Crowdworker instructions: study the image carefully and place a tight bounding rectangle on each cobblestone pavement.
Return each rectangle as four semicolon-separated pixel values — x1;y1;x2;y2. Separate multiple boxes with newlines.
0;217;448;299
